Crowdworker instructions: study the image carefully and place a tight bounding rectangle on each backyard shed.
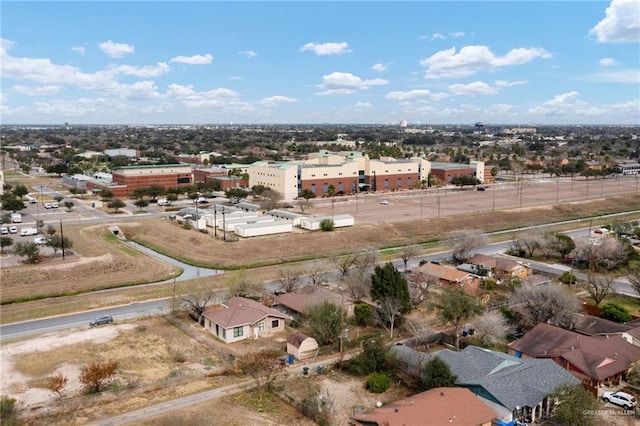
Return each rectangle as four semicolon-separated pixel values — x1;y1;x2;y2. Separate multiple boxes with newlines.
287;332;318;360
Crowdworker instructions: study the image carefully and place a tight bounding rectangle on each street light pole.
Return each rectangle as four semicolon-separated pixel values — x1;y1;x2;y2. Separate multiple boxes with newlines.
222;210;226;241
59;219;65;260
556;177;560;204
492;184;496;211
214;207;217;238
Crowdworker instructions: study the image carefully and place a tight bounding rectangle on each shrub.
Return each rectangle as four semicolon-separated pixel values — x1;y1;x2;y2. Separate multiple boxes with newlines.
601;303;632;323
354;303;373;326
560;271;578;285
0;396;16;423
320;219;334;231
365;372;390;393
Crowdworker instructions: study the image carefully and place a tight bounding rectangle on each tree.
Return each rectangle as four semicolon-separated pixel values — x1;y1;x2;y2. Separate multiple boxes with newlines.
1;197;25;213
585;274;613;306
354;303;373;326
319;218;334;231
553;233;576;258
472;311;513;346
406;272;437;308
430;288;483;351
45;374;68;397
99;189;114;201
451;175;480;188
346;335;390;375
341;272;371;299
400;244;420;272
14;241;40;263
225;188;248;203
403;318;435;351
182;291;214;321
64;200;74;211
0;396;17;424
46;163;68;176
370;263;411;314
333;252;358;277
601;303;632;323
134;199;149;211
307;301;342;345
627;261;640;297
226;270;262;299
12;184;29;199
260;188;283;210
551;383;598;426
47;234;73;257
79;360;118;393
365;372;390;393
236;350;284;403
444;230;488;264
132;187;148;200
509;284;581;329
0;236;13;254
107;198;126;213
277;267;301;293
421;357;457;390
299;189;316;212
373;296;405;338
306;261;328;286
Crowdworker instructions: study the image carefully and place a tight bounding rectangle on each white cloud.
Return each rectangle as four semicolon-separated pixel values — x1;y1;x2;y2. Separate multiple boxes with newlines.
529;91;640;122
238;50;257;58
371;63;388;72
448;80;524;96
354;102;372;109
385;89;449;102
170;54;213;65
431;33;446;40
420;45;552;79
71;46;85;55
12;85;61;96
165;83;254;113
98;40;134;58
107;63;171;78
259;95;297;106
301;42;352;56
119;81;160;101
450;32;465;38
228;76;243;80
599;57;617;66
1;38;15;55
590;0;640;43
315;72;388;95
594;68;640;83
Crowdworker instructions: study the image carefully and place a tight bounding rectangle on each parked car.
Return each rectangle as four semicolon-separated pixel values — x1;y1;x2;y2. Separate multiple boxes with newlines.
20;228;38;236
0;227;7;234
380;199;389;205
9;226;18;234
33;237;48;245
602;391;637;410
195;197;208;204
44;203;52;209
90;315;114;327
477;186;487;191
51;202;59;208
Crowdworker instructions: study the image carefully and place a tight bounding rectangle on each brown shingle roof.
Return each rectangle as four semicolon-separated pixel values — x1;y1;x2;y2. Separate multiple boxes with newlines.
468;253;522;272
202;297;288;328
287;332;311;347
572;314;633;336
274;285;346;315
509;323;640;381
416;262;473;283
352;387;496;426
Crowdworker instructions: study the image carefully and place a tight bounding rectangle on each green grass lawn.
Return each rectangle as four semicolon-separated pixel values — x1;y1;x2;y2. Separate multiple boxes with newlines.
601;293;640;317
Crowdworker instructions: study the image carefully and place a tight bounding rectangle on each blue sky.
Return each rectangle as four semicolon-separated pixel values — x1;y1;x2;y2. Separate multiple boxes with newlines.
1;1;639;125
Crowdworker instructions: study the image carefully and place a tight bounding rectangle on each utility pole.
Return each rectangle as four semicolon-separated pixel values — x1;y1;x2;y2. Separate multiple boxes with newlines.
214;207;217;238
59;219;65;260
222;210;226;241
556;177;560;204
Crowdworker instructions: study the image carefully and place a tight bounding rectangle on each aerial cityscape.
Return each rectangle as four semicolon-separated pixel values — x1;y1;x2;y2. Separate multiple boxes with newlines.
1;1;640;426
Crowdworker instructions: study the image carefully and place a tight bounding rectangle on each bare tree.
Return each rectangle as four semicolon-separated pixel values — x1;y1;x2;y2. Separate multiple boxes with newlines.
574;237;628;272
510;284;581;330
236;350;285;403
444;230;488;264
182;291;214;321
306;260;329;286
585;274;613;306
400;244;420;272
404;318;435;351
45;374;68;397
406;271;437;308
332;252;358;277
79;361;118;393
519;229;543;258
472;311;514;346
278;267;302;292
226;270;263;299
260;189;284;211
373;296;405;339
627;262;640;297
341;271;370;299
353;246;379;274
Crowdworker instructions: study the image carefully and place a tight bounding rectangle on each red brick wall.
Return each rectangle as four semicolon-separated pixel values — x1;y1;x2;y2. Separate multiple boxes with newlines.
193;169;227;183
367;173;419;192
300;177;359;195
430;168;474;183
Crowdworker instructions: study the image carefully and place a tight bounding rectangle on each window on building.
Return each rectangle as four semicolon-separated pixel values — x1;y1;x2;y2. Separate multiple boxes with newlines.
397;177;402;188
407;177;412;186
338;182;343;192
272;319;279;328
258;322;265;331
177;177;190;184
384;179;389;189
233;326;243;337
323;183;328;193
311;183;316;194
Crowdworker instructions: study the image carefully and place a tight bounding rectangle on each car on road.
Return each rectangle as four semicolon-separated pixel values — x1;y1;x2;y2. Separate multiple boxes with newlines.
476;186;487;191
380;199;389;205
602;391;637;410
33;237;49;245
9;226;18;234
90;315;114;327
0;226;7;234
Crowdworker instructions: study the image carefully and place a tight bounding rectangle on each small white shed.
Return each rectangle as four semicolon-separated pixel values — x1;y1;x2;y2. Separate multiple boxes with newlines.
287;332;319;361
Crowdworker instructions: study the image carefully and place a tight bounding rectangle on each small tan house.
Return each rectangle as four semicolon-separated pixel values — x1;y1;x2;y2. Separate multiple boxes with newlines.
287;332;319;361
201;297;289;344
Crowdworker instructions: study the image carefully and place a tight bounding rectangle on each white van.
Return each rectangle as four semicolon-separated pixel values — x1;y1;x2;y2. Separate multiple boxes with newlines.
11;213;22;223
20;228;38;236
157;198;171;206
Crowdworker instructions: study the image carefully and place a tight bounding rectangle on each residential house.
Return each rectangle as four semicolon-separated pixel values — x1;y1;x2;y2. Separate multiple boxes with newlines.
287;332;319;361
390;344;580;423
508;322;640;389
520;274;552;286
467;254;531;280
274;285;354;318
415;262;481;295
201;297;288;343
352;387;497;426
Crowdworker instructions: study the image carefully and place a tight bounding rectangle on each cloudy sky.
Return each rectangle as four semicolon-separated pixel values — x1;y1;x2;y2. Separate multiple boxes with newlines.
1;1;639;125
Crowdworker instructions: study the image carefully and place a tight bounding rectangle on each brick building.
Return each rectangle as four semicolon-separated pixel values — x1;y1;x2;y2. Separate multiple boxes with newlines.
87;164;193;198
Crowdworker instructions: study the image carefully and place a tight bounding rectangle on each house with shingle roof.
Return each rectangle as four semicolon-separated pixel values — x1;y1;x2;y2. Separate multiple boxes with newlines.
201;297;289;343
390;344;580;423
468;254;531;280
415;262;481;295
274;285;354;318
508;322;640;388
352;387;497;426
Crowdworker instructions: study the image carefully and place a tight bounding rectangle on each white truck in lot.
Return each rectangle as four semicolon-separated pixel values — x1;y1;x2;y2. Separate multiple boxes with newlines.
11;213;22;223
20;228;38;236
